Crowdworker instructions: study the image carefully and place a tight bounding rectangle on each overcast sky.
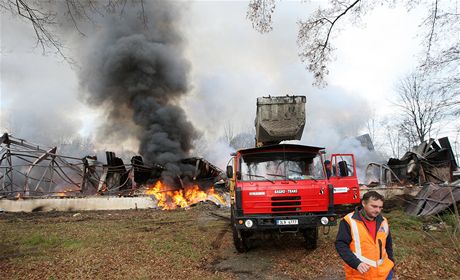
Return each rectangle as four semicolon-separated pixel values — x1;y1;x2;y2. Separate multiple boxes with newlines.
182;1;424;141
1;0;449;167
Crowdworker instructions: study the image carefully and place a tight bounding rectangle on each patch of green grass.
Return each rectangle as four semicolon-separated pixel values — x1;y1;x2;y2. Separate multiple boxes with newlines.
438;211;460;231
61;239;84;250
22;234;61;247
386;210;426;261
387;210;423;230
21;233;83;251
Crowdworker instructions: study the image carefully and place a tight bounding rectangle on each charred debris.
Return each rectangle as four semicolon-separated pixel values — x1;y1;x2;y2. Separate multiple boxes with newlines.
98;152;225;194
0;133;226;201
1;131;459;216
364;136;459;217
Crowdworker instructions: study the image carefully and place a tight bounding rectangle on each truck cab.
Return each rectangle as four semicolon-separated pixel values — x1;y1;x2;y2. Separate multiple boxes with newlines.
227;144;360;252
227;95;360;252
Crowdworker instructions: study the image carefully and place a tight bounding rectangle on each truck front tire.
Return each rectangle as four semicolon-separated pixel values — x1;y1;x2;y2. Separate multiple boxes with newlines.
232;226;250;253
303;227;318;250
231;205;250;252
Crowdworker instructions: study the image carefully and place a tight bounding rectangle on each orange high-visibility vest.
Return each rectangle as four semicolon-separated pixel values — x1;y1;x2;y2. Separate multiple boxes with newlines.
343;213;394;280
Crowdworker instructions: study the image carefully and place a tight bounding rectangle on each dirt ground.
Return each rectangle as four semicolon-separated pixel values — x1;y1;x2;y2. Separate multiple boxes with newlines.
1;205;459;279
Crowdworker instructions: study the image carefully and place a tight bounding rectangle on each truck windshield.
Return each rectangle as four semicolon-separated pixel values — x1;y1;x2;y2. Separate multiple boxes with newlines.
240;151;325;181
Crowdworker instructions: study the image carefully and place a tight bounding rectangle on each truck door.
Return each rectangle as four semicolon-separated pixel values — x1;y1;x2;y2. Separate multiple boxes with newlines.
328;154;360;205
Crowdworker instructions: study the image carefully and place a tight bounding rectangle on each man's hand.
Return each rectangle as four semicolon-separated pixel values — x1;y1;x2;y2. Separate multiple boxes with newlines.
357;262;370;274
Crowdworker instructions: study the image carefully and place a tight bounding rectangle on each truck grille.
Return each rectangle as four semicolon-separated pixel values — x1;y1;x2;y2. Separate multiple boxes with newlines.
271;196;301;213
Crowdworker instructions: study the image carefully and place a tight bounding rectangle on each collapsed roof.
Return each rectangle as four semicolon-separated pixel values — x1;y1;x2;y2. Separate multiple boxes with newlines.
387;137;458;185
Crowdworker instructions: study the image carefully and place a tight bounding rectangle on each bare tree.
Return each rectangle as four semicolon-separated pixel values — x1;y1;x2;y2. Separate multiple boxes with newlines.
230;132;254;150
365;111;383;150
366;118;376;144
419;0;460;117
367;116;405;158
387;125;404;159
247;0;460;88
0;0;146;62
223;121;235;145
393;71;458;145
221;123;255;150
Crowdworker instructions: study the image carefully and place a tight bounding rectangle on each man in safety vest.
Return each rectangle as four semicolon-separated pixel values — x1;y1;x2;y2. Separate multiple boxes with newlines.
335;191;394;280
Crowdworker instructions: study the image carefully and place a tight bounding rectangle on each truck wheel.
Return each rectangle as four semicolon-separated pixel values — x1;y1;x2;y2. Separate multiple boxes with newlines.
231;205;250;252
232;226;250;253
303;227;318;250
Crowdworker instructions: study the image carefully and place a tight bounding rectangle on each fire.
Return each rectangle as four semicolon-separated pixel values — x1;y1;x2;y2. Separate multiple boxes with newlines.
207;186;228;206
54;188;79;197
144;181;227;210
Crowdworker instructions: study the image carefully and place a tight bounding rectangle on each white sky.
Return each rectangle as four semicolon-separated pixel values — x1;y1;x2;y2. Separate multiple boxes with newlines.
1;1;456;160
330;6;423;107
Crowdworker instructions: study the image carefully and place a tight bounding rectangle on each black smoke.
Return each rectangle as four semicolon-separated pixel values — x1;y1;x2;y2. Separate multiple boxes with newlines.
79;2;197;180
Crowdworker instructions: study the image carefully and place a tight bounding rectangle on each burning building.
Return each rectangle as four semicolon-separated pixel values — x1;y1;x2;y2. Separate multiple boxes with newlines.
0;132;229;211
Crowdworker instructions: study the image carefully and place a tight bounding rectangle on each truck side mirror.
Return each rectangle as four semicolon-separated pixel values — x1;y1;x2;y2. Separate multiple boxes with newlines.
226;166;233;178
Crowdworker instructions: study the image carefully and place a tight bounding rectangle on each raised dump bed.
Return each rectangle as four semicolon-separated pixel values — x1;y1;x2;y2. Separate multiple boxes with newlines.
255;95;306;147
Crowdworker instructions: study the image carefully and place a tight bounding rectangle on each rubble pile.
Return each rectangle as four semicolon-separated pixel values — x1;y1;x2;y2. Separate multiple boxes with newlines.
387;137;458;185
406;180;460;216
363;137;460;216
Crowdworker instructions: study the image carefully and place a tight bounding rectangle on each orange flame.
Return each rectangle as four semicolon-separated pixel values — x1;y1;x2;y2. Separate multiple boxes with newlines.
207;186;228;206
144;181;227;210
54;187;79;197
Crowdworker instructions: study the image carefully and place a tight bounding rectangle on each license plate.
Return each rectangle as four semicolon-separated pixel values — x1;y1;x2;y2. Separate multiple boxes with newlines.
276;219;299;225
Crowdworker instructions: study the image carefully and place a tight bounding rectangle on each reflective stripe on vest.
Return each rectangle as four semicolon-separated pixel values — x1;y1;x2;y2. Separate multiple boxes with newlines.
347;213;386;268
382;220;389;236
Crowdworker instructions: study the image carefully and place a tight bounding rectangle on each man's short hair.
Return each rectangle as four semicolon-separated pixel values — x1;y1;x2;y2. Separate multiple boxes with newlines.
362;191;384;203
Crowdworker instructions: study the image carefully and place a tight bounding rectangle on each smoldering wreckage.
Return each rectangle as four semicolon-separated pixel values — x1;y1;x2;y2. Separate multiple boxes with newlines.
0;132;228;212
365;136;460;217
1;129;459;217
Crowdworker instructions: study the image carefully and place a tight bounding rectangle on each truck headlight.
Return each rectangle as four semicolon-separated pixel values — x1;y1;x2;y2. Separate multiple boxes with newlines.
320;217;329;225
244;219;254;228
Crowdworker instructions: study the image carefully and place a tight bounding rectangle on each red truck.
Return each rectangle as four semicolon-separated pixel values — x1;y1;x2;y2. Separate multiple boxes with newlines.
226;96;360;252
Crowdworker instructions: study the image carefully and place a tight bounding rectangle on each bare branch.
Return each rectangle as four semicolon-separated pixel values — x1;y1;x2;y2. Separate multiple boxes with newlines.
423;0;438;66
119;0;128;16
245;0;459;90
247;0;276;34
65;0;86;37
297;0;361;86
140;0;147;28
1;0;152;65
323;0;361;53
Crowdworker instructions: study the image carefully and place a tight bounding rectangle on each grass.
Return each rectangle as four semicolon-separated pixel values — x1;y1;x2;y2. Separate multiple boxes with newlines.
0;207;233;280
385;209;460;279
22;234;61;247
19;233;83;250
1;206;459;280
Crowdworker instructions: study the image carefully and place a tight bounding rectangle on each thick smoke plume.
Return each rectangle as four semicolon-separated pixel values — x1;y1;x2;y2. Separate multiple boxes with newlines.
79;2;197;178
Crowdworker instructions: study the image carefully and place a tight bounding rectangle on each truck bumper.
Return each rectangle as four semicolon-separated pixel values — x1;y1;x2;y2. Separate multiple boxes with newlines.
233;213;337;231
